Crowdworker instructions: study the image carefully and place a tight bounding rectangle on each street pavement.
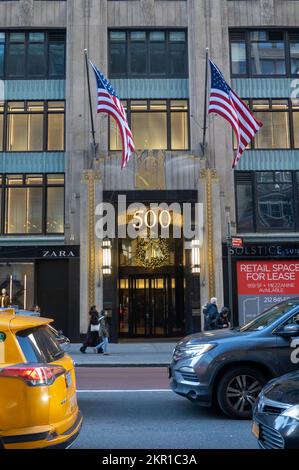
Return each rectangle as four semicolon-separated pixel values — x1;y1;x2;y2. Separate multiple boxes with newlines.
69;342;177;366
73;367;259;449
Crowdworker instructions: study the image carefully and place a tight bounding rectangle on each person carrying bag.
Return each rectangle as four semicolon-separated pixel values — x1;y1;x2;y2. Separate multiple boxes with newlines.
80;306;101;353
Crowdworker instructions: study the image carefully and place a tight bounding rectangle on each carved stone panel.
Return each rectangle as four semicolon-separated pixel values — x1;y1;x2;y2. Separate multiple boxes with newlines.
18;0;34;25
135;150;166;190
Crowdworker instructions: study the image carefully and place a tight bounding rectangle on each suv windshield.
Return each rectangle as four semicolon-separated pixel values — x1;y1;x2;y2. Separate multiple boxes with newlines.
240;299;299;332
17;325;64;363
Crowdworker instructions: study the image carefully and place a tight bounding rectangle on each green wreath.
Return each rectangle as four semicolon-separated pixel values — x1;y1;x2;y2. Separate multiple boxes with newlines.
135;238;169;269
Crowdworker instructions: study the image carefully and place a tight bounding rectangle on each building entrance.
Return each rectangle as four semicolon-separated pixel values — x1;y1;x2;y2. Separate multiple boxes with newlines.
119;273;184;337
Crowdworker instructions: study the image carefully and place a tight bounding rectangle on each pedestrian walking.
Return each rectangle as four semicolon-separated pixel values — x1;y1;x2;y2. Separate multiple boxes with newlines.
216;306;230;329
203;297;219;330
94;310;109;355
80;306;100;353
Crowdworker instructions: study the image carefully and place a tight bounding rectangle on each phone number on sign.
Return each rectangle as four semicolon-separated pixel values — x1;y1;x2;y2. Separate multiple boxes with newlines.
264;296;290;304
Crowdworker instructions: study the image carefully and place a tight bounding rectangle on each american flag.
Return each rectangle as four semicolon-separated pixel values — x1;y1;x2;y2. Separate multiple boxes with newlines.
208;59;263;168
90;61;135;168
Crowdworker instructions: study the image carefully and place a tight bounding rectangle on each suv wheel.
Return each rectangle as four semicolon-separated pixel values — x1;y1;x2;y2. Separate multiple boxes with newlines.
217;366;266;419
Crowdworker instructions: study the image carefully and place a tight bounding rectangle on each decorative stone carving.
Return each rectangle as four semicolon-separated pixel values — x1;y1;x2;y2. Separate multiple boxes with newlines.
18;0;34;25
140;0;155;26
260;0;274;25
135;150;166;190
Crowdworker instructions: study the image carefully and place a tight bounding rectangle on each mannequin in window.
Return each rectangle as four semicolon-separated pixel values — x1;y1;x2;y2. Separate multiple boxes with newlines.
0;289;10;308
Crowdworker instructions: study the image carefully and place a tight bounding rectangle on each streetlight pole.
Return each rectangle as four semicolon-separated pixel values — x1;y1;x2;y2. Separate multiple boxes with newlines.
226;210;234;327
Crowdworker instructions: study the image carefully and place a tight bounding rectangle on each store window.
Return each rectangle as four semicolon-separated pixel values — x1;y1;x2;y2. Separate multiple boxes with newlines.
0;100;65;152
109;29;188;78
109;99;189;151
0;263;34;310
0;173;64;235
230;30;299;77
235;171;299;233
1;30;66;79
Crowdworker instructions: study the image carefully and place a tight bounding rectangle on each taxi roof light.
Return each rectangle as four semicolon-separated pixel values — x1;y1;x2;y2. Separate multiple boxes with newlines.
0;364;66;386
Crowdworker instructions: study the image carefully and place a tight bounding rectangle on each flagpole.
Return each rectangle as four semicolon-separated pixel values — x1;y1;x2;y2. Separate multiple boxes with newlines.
84;49;97;162
202;47;209;164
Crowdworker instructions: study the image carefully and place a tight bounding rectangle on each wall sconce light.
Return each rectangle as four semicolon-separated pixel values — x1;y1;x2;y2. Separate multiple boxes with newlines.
191;239;201;274
102;237;112;275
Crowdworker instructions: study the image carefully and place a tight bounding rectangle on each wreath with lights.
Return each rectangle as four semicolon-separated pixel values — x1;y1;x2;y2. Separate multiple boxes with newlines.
135;238;169;269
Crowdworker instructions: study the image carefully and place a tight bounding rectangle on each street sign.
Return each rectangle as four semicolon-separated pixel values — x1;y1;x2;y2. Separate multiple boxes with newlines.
231;237;243;248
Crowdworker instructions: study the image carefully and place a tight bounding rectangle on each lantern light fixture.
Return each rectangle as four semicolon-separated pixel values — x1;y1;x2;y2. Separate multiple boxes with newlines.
102;237;112;275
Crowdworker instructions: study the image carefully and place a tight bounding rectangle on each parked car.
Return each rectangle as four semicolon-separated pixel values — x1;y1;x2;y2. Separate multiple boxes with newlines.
169;298;299;419
252;371;299;449
0;310;82;449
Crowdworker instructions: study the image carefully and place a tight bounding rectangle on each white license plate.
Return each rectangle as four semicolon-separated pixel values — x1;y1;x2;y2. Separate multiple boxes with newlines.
252;421;260;439
65;371;73;388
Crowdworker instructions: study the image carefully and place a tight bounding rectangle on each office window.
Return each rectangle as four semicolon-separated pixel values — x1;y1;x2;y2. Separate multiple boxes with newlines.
1;30;66;79
235;171;298;233
0;174;64;235
253;99;289;149
230;30;299;77
109;29;188;78
238;99;299;150
1;100;65;152
0;32;4;77
0;102;3;151
109;99;189;151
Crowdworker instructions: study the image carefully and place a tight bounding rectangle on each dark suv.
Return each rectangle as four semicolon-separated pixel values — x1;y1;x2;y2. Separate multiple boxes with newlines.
169;299;299;419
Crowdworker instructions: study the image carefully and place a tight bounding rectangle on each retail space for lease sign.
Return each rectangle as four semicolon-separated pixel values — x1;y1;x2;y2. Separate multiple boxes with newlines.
237;260;299;325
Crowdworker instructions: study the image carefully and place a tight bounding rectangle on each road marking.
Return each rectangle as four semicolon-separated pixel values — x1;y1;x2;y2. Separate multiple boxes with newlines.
77;389;171;393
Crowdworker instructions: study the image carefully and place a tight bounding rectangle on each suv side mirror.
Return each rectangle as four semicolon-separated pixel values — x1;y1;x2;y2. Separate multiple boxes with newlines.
277;324;299;338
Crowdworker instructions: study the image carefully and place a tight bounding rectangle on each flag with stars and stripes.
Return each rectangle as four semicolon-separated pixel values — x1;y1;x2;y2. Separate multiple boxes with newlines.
90;61;135;168
208;59;263;168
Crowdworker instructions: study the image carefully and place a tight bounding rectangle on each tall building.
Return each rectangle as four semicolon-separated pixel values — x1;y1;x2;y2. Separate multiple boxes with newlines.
0;0;299;341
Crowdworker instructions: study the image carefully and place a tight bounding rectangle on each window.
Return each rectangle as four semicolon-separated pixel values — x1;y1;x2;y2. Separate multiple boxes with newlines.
235;171;299;233
0;30;66;79
109;30;188;78
237;99;299;150
230;30;299;77
0;32;4;77
0;100;65;152
109;99;189;151
0;173;64;235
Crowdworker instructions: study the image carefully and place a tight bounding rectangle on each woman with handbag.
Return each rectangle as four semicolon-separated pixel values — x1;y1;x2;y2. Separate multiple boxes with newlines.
80;306;101;353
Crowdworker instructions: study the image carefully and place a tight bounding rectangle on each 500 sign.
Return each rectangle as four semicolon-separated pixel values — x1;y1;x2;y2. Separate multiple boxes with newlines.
133;209;172;230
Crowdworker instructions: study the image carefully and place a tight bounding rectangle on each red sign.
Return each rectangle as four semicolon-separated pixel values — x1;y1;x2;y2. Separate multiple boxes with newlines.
237;260;299;295
232;237;243;248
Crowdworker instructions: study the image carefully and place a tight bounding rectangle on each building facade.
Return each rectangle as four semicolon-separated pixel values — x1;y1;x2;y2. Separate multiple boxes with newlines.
0;0;299;341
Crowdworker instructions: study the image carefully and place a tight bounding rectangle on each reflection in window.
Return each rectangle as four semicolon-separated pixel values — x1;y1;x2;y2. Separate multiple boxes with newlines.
109;29;188;78
0;32;4;77
236;184;254;232
2;30;66;79
231;41;247;75
235;171;297;233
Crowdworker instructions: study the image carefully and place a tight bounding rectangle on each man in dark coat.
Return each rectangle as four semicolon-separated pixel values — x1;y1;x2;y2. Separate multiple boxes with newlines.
203;297;219;330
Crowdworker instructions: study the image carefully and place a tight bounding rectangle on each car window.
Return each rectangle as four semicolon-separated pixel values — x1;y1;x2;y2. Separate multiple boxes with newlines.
284;313;299;325
17;325;64;363
240;300;299;332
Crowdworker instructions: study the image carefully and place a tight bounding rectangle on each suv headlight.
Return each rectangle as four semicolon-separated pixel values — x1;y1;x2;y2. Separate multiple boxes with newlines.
282;405;299;421
184;344;216;358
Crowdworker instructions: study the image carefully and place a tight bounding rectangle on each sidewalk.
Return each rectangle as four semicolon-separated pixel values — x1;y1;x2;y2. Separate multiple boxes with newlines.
68;341;177;367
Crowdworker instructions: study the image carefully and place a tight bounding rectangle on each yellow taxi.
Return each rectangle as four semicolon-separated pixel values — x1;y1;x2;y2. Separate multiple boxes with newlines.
0;309;82;449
